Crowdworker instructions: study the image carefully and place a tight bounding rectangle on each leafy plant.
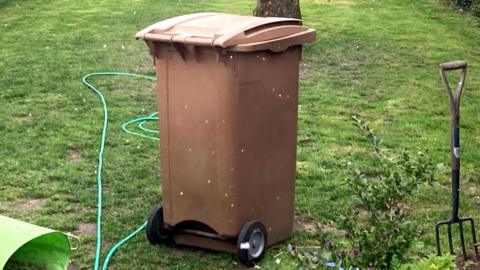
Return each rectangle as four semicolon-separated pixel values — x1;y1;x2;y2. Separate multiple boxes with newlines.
335;116;436;269
287;117;437;270
443;0;480;17
457;0;474;10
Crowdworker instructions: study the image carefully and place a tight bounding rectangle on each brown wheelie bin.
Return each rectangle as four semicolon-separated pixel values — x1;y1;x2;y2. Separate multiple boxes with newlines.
136;12;315;266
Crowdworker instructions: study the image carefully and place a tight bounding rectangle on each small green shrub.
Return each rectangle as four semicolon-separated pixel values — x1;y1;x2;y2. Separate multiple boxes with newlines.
456;0;474;11
444;0;480;17
287;117;437;270
335;116;436;269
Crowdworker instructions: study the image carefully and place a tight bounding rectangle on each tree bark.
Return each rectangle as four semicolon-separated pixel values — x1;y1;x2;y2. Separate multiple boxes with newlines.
254;0;301;19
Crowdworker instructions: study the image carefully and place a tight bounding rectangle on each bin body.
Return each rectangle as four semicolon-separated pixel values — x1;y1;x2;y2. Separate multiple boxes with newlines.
137;12;315;251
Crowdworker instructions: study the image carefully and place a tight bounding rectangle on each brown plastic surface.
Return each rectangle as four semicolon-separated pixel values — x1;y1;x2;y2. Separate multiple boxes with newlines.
138;12;315;252
136;12;315;52
174;234;237;253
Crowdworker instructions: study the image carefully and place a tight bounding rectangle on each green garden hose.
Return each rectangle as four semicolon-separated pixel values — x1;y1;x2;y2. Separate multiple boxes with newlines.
81;72;158;270
121;112;159;141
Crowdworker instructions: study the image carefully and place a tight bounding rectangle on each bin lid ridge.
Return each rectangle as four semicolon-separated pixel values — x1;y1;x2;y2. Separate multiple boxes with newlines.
141;12;221;34
136;12;315;52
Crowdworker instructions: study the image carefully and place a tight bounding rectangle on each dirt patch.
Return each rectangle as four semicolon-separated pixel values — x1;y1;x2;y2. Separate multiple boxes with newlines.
295;219;339;235
458;253;480;269
75;223;96;236
14;198;48;212
294;219;318;233
169;249;186;258
296;161;310;171
298;137;315;147
312;0;357;5
14;115;33;122
326;145;365;156
300;62;315;79
69;149;85;163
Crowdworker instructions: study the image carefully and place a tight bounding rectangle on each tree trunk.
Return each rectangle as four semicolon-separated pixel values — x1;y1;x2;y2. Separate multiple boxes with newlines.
254;0;301;19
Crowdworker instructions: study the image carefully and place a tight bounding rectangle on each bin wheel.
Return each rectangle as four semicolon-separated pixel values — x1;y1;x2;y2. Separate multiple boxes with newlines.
236;220;267;267
146;206;173;245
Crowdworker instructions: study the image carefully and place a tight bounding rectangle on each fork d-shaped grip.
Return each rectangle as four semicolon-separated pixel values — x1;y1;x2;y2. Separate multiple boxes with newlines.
440;60;467;71
439;61;467;170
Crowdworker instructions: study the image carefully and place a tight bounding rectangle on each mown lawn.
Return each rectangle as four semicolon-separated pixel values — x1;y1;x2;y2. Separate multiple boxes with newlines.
1;0;480;269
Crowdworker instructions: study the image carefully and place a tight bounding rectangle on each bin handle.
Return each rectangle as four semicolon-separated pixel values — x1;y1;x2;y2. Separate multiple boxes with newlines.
143;32;216;47
230;28;316;53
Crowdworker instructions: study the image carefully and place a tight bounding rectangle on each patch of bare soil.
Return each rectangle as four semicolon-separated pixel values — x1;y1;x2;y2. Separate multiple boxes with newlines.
457;252;480;269
294;219;318;233
14;115;33;122
75;223;96;236
69;149;85;163
13;198;48;212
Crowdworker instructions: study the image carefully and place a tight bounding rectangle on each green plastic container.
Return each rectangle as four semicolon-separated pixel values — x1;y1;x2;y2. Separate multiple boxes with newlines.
0;215;71;270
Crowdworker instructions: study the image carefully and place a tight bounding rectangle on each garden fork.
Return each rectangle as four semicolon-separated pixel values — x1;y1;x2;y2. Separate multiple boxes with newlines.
435;60;479;260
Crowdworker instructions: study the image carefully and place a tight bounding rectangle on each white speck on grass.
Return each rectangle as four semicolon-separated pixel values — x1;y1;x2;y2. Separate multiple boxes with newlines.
103;44;107;48
121;45;125;50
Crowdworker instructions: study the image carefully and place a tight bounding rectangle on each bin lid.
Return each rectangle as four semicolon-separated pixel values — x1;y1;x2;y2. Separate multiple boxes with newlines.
136;12;315;52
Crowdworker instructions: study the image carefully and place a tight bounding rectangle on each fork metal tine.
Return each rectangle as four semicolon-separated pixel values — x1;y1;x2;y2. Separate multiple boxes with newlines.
447;224;454;255
459;221;467;260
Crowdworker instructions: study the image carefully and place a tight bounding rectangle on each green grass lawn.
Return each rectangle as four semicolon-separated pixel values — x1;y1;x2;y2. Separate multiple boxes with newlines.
2;0;480;269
